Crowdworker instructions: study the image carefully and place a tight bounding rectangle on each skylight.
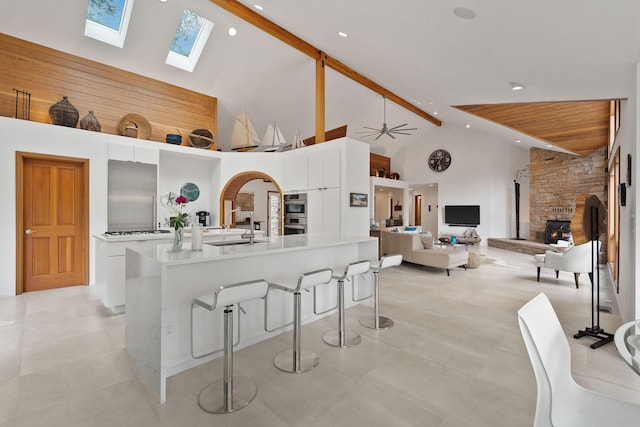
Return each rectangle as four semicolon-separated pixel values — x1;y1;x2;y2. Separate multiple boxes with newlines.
165;9;213;73
84;0;134;48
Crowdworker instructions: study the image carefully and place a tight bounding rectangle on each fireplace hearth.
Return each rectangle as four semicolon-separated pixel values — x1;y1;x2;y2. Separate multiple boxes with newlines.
545;220;571;244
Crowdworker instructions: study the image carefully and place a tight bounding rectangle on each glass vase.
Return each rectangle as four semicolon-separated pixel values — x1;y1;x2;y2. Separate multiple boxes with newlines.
171;227;184;252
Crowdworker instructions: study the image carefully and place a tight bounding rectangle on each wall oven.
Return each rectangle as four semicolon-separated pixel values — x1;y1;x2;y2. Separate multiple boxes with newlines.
284;193;307;235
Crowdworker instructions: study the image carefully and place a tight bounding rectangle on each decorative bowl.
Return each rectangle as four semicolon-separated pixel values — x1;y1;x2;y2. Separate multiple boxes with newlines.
189;128;215;149
166;133;182;145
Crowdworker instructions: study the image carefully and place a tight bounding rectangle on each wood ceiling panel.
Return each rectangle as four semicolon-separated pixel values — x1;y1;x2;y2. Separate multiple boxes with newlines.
454;100;612;156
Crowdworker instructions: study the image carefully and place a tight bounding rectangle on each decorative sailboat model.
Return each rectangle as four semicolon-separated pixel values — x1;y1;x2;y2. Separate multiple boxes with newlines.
291;129;304;149
253;121;287;152
230;109;260;151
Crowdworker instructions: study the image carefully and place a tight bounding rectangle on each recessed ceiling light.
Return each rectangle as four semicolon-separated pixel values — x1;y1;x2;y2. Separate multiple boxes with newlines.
511;82;524;91
433;111;438;115
337;31;348;38
427;100;434;105
453;7;476;20
159;0;167;3
254;4;264;11
515;139;521;143
465;124;471;128
228;27;237;36
546;144;553;148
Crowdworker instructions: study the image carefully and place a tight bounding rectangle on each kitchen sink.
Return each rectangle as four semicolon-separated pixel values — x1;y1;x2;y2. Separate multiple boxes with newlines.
206;239;266;246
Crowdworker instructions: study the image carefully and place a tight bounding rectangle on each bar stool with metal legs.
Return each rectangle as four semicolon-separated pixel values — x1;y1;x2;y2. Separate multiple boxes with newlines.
321;260;371;348
190;279;269;414
360;254;402;330
266;268;333;373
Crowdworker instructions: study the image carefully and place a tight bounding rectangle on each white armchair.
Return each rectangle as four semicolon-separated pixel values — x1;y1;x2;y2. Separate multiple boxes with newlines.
534;241;600;289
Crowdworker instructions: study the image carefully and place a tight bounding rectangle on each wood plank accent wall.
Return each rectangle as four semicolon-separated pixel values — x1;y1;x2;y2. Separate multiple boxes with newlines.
0;34;217;148
370;153;391;177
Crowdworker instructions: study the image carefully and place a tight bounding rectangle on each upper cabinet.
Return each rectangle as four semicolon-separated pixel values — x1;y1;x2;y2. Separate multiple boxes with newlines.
283;150;309;192
108;143;159;165
308;144;341;190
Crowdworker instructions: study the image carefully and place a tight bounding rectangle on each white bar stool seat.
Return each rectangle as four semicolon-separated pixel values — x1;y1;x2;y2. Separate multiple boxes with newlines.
322;260;371;348
268;268;333;373
191;279;269;414
360;254;402;330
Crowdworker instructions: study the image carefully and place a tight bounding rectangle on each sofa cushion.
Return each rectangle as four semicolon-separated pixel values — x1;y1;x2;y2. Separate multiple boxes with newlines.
418;234;434;249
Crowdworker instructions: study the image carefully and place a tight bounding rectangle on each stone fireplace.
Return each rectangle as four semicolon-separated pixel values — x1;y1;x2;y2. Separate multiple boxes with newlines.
529;146;607;245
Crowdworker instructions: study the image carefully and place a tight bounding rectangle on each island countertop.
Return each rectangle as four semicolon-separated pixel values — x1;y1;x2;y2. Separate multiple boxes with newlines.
128;234;377;265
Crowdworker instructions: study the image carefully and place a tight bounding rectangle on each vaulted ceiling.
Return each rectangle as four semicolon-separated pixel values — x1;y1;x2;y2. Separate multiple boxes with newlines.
2;1;639;157
455;100;613;156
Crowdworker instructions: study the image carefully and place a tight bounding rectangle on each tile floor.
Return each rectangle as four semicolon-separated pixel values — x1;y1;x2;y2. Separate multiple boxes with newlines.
1;246;640;426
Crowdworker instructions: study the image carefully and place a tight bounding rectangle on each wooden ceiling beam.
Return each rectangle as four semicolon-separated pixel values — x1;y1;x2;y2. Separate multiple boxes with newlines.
208;0;441;127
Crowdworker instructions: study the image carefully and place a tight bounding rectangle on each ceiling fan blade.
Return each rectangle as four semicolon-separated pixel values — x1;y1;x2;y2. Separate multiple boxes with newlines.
361;126;382;131
389;124;417;132
374;132;385;140
390;131;413;135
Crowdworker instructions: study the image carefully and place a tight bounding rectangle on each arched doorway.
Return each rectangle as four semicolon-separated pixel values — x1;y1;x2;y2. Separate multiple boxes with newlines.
219;171;283;236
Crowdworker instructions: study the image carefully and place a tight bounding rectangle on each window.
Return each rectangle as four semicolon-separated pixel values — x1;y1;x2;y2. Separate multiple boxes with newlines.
165;10;214;72
84;0;134;48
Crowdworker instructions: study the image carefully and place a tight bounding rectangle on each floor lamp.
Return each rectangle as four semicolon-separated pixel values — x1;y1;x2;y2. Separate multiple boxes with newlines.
514;180;522;240
572;195;612;349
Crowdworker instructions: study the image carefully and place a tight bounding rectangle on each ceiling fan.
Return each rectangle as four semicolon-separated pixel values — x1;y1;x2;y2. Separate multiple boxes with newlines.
359;95;417;140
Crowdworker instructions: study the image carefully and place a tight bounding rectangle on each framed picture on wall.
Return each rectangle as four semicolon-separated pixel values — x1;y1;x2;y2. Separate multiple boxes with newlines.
350;192;368;207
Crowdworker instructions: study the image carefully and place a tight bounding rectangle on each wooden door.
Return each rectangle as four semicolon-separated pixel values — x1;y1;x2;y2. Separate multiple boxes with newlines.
17;153;88;293
414;195;422;226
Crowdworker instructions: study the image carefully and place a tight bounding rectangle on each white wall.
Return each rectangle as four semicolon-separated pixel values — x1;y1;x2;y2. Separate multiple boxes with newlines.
615;64;639;321
238;179;278;224
393;125;530;243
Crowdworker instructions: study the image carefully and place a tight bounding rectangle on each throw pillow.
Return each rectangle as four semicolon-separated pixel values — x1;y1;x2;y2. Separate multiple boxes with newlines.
418;233;434;249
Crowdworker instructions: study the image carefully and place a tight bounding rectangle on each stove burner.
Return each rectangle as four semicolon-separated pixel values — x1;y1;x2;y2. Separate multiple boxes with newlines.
104;230;171;237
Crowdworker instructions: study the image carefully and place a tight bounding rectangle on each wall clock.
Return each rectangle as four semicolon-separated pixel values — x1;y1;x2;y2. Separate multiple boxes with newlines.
428;149;452;172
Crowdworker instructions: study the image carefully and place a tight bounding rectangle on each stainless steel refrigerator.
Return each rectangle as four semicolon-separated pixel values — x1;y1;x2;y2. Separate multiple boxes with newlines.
108;160;157;231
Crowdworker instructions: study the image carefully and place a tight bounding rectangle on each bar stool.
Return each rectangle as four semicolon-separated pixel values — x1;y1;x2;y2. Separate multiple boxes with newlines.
322;260;371;348
360;254;402;330
191;279;269;414
267;268;333;373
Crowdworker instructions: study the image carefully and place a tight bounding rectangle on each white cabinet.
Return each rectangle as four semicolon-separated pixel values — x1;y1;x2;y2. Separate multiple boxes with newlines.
109;143;159;164
307;187;340;235
308;145;341;190
284;150;309;192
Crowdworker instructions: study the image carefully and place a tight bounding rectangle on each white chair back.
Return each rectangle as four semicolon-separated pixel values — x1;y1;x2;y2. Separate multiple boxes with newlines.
517;292;640;426
297;268;333;292
214;280;269;309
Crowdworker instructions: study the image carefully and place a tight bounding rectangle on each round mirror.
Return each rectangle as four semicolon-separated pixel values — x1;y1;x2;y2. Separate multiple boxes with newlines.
160;191;177;207
180;182;200;202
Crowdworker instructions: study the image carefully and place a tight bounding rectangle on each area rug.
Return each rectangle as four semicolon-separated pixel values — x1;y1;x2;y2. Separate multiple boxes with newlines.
479;254;521;269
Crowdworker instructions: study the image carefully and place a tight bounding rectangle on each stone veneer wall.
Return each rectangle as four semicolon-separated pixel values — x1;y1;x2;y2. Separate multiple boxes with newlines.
529;146;608;243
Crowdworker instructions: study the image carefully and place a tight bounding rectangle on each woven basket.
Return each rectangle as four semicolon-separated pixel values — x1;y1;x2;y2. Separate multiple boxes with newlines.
189;128;215;149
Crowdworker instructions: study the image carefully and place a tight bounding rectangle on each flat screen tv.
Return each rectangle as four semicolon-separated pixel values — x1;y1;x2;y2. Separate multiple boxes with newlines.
444;205;480;226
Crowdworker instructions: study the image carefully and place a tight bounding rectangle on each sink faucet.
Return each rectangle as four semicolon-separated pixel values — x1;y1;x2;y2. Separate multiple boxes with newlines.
241;211;256;244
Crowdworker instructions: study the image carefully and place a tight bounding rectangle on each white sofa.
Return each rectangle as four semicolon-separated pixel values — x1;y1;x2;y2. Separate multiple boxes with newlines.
533;241;601;288
381;229;469;276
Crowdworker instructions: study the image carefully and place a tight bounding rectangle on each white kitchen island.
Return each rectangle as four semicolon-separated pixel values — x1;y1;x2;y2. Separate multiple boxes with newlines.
125;234;377;403
94;228;265;313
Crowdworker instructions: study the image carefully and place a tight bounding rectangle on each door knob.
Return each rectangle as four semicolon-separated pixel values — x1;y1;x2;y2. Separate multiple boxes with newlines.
25;229;35;235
